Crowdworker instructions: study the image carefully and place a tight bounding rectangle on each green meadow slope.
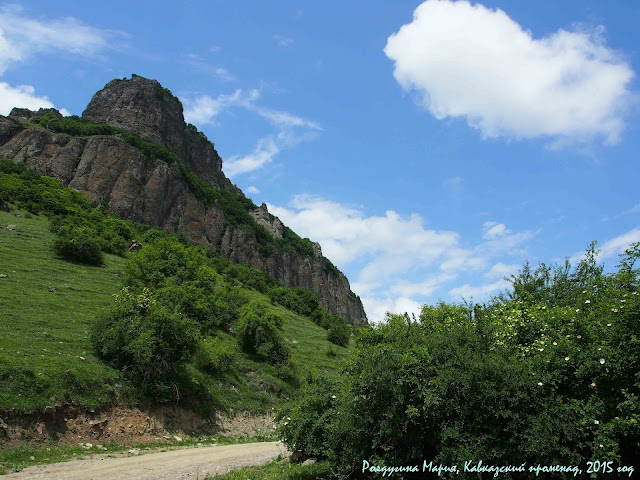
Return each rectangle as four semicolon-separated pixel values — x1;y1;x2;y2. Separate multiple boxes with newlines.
0;210;353;415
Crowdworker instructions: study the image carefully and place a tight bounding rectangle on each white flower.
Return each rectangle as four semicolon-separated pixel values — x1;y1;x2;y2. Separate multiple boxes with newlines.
539;348;544;352
599;444;604;448
331;395;336;399
582;290;587;294
553;342;557;346
600;359;606;364
612;308;619;313
585;300;591;304
591;382;596;387
565;357;570;361
577;335;582;339
576;309;580;313
538;382;543;386
607;323;612;327
594;420;600;425
598;347;602;351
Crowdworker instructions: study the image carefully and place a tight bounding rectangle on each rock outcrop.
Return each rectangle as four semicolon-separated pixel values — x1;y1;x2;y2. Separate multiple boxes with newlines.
0;75;367;325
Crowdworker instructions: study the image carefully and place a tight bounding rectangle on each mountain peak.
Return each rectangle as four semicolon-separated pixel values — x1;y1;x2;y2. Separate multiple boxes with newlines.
82;75;231;190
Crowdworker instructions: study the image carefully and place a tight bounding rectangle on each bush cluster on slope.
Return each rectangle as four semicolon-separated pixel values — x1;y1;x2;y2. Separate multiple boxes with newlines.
0;158;143;265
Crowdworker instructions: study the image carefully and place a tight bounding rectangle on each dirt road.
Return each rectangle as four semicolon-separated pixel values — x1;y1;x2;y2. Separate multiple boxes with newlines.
2;441;288;480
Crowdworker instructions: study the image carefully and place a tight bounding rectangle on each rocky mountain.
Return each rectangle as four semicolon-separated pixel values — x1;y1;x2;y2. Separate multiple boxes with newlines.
0;75;367;326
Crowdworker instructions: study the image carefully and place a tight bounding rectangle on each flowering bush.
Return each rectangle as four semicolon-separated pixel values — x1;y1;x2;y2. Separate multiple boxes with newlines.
278;243;640;475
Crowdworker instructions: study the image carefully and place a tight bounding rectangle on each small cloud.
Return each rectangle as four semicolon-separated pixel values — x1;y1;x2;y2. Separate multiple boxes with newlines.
360;296;422;324
604;204;640;221
183;53;234;82
246;186;260;194
449;278;510;300
0;82;67;115
182;89;259;125
273;34;294;48
599;228;640;260
213;67;233;82
183;88;321;178
268;194;535;322
225;136;279;177
210;45;221;53
443;176;462;189
485;262;519;279
482;221;508;240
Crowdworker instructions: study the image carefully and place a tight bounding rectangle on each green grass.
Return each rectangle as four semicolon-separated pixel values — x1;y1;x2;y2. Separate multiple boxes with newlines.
205;459;332;480
0;211;352;415
0;211;125;412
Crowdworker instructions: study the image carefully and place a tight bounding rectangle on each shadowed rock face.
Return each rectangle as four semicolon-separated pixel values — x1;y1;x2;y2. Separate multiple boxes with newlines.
0;76;367;325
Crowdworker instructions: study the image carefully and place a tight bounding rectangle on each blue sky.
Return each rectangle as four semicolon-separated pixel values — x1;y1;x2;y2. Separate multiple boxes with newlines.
1;1;639;322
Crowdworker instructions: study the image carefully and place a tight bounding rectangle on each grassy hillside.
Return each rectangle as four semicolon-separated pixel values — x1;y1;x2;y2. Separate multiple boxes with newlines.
0;209;353;415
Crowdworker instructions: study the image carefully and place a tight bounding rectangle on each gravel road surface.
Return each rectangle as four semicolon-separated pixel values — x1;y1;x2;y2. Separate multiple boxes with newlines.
2;441;288;480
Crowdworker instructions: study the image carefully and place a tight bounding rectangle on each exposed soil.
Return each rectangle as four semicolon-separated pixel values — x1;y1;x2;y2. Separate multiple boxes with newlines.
0;405;277;448
1;441;288;479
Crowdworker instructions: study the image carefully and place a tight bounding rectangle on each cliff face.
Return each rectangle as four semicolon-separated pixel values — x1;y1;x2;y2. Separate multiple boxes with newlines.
0;76;367;326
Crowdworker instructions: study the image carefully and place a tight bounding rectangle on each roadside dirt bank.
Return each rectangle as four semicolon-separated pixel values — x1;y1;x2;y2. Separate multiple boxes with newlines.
0;405;277;448
1;441;288;479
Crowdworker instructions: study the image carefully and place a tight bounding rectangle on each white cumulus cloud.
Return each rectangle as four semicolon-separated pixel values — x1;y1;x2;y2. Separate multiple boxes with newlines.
384;0;635;145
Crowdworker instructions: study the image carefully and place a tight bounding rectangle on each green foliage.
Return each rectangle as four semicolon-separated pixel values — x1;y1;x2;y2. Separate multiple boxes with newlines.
187;122;208;141
206;458;332;480
52;223;104;265
236;302;290;364
224;263;277;293
269;287;319;317
1;158;143;264
280;245;640;474
276;226;315;257
322;257;341;276
91;287;200;399
327;322;350;347
277;376;338;459
194;337;235;373
0;158;92;216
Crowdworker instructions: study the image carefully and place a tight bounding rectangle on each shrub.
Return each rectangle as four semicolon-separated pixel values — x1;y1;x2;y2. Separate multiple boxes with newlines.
124;236;208;289
236;302;289;364
194;337;235;373
277;376;337;459
327;322;350;347
91;288;199;399
52;224;103;265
